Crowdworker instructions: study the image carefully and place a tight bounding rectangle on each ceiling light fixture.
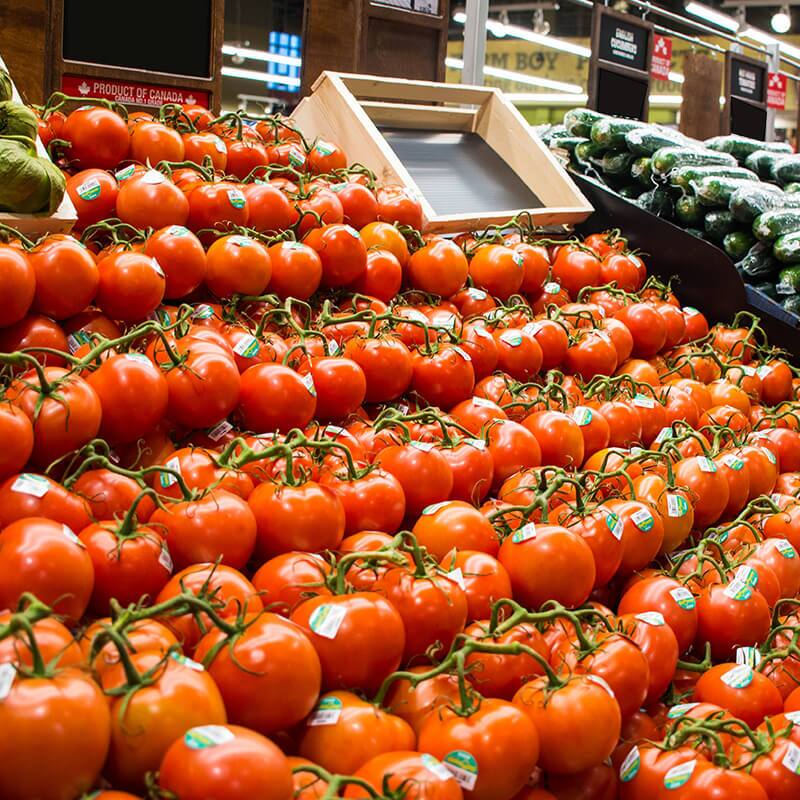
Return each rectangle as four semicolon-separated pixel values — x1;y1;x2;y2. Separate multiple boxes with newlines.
684;1;742;32
771;5;791;33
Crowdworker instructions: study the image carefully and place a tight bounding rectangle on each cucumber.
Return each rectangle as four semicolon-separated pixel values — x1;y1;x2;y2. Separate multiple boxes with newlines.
675;194;704;226
774;232;800;264
782;294;800;315
729;184;791;223
549;135;587;153
601;149;636;176
723;230;756;260
591;117;648;148
703;209;738;243
564;108;607;138
652;146;737;176
624;126;690;156
619;184;645;199
692;177;764;208
637;187;674;219
574;140;606;164
777;264;800;292
753;209;800;243
738;245;780;282
786;183;800;194
630;156;653;186
744;149;788;182
668;164;757;191
704;134;793;162
775;156;800;187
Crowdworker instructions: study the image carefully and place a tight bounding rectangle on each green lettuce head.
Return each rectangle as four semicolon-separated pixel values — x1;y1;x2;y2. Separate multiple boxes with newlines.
0;101;38;140
0;70;12;103
0;136;65;214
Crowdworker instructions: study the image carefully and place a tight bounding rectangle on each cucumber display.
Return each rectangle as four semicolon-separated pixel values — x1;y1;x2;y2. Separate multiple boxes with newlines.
774;232;800;264
692;177;765;208
675;194;703;227
574;140;606;164
630;156;653;186
723;230;756;260
774;156;800;187
624;126;689;156
669;165;758;191
652;146;737;176
703;209;737;243
590;117;648;148
637;187;674;218
777;264;800;293
729;185;790;223
738;244;780;283
744;150;788;181
753;209;800;243
564;108;606;138
704;135;792;162
601;149;636;176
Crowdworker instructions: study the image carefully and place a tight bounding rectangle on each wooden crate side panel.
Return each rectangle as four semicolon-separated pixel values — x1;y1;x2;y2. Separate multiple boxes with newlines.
474;93;592;213
360;101;475;131
325;71;497;105
426;206;592;233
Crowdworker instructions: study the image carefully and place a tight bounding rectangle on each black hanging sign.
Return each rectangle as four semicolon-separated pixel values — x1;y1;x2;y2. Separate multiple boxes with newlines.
723;51;768;139
588;5;654;121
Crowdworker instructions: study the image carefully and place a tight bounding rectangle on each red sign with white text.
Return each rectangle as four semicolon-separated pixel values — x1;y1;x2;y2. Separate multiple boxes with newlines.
768;72;787;110
61;75;210;108
650;35;672;81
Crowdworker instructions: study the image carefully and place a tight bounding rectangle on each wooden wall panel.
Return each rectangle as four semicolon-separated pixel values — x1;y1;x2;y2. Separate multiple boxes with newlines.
0;0;50;104
680;52;724;141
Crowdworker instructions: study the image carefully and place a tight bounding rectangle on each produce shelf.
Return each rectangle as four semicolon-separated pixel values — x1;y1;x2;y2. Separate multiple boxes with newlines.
572;172;800;356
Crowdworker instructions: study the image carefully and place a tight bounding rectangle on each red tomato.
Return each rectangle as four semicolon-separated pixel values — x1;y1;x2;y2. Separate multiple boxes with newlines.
62;106;129;168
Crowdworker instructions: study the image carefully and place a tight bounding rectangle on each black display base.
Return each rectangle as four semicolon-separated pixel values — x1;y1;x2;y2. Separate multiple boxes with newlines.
571;172;800;358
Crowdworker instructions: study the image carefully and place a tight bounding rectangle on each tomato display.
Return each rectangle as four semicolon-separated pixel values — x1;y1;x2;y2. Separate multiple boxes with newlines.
4;95;800;800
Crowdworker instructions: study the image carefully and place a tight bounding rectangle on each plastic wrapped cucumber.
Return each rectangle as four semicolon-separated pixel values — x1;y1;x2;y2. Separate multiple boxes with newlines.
703;209;738;243
723;230;756;260
564;108;607;138
675;194;704;227
624;126;690;156
652;146;737;176
668;165;757;191
774;232;800;264
704;134;792;162
590;117;648;148
753;209;800;243
729;184;793;223
692;177;765;208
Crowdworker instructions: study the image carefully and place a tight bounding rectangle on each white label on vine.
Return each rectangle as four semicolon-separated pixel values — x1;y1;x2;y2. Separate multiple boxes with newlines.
11;473;49;498
308;604;346;639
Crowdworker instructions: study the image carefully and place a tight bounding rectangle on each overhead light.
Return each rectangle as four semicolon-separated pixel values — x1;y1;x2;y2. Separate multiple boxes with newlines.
684;2;741;32
649;94;682;106
445;57;584;93
452;15;591;57
669;71;685;84
740;27;800;59
772;5;791;33
533;8;551;35
780;40;800;58
221;66;301;89
222;44;302;68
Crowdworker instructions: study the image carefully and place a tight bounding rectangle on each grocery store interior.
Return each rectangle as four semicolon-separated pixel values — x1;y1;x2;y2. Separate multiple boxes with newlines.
6;1;800;799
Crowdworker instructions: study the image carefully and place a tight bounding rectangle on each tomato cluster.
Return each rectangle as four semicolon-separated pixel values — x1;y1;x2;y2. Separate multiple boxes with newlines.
2;100;800;800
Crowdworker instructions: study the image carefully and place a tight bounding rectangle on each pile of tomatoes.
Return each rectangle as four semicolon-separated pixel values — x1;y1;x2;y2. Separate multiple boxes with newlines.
2;98;800;800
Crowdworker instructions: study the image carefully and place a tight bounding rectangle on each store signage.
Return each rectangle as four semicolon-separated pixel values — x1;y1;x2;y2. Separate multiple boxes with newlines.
650;35;672;81
768;71;787;110
61;75;210;108
730;57;765;101
372;0;439;11
598;13;649;72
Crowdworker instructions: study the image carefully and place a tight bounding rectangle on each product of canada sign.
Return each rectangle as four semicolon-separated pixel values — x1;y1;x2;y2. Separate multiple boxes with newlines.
61;74;210;108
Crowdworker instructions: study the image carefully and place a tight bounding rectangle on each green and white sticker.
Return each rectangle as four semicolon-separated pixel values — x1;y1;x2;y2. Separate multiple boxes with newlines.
115;164;137;181
774;538;796;559
11;473;50;498
632;393;656;409
184;725;234;750
782;741;800;775
663;759;697;790
722;454;745;471
307;696;343;726
721;664;753;689
499;330;523;347
512;522;537;544
670;586;696;610
233;334;260;358
158;543;173;574
422;501;450;516
159;456;181;488
734;565;759;588
0;662;16;701
572;406;593;426
698;457;717;473
171;652;204;671
606;511;624;541
207;420;233;442
301;373;317;397
443;750;478;791
62;524;84;548
193;304;216;320
227;188;246;208
308;604;346;639
288;147;306;167
631;508;655;532
636;611;665;626
141;170;166;185
619;745;640;783
723;577;752;602
735;646;761;668
76;177;101;200
667;702;699;719
544;281;561;295
315;141;335;156
421;753;454;782
168;225;189;237
654;426;673;445
667;494;689;518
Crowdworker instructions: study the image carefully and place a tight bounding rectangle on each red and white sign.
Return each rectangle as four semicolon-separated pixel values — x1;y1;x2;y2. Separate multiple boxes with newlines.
650;35;672;81
61;75;210;108
768;72;787;110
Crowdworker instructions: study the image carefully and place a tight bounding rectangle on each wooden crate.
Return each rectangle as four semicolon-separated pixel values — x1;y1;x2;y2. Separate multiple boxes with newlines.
0;50;77;238
291;71;593;234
